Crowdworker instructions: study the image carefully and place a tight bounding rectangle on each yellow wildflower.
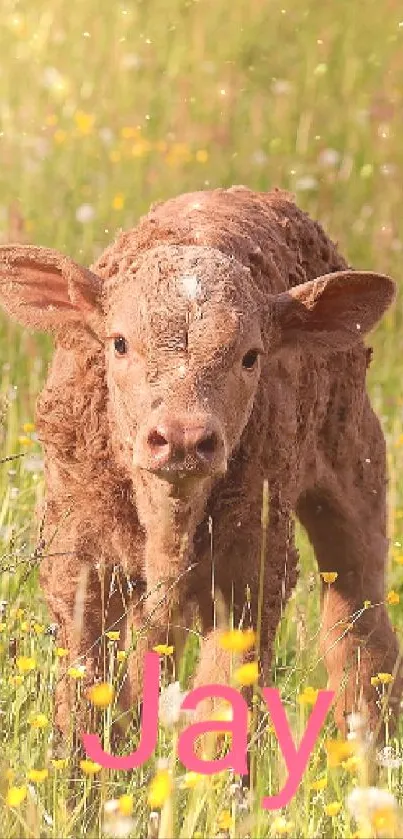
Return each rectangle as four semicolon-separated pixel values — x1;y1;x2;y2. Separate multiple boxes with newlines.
325;739;356;767
27;769;48;783
74;110;95;134
16;656;36;673
342;755;361;773
20;621;30;631
148;768;173;808
22;422;35;433
363;600;372;608
181;771;203;789
33;622;45;634
153;644;174;656
378;672;394;684
371;676;380;686
219;628;256;653
372;806;397;833
234;661;259;686
87;682;115;707
117;650;127;662
195;149;209;163
297;686;319;705
106;630;120;641
321;572;338;584
118;794;134;816
55;647;69;657
6;786;27;807
18;435;33;446
80;759;102;775
0;622;6;631
271;815;293;835
217;810;232;831
9;675;24;686
112;193;125;211
325;801;342;817
54;129;67;144
387;590;400;605
120;126;139;139
67;665;86;679
30;713;49;729
311;775;328;791
394;555;403;565
51;759;68;769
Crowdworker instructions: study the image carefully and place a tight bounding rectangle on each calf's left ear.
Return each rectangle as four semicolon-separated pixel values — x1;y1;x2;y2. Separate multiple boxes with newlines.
273;270;396;350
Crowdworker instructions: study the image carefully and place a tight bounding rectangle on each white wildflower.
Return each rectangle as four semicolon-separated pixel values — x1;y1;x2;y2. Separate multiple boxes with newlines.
377;746;403;769
76;204;95;224
347;786;397;821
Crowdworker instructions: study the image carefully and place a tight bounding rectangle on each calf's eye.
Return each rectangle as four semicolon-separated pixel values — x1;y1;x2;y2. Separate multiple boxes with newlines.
113;336;128;356
242;349;260;370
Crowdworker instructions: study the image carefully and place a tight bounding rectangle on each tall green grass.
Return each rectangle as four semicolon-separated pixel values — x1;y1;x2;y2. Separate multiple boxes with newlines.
1;0;403;835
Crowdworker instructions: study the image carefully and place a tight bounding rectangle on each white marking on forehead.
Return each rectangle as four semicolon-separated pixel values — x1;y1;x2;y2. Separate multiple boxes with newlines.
179;274;201;300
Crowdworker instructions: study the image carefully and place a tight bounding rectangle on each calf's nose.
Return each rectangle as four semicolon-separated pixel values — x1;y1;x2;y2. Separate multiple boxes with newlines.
145;415;223;473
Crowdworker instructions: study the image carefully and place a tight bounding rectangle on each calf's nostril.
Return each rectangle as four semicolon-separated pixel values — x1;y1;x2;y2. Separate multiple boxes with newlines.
147;429;169;451
196;432;218;458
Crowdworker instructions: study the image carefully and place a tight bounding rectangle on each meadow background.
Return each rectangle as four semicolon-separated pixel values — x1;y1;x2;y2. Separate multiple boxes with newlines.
1;0;403;836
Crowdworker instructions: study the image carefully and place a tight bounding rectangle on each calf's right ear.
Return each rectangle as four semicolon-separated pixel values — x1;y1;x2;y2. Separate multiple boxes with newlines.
0;245;104;339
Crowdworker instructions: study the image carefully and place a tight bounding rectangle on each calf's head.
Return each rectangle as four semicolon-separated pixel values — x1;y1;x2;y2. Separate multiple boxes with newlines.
0;242;396;502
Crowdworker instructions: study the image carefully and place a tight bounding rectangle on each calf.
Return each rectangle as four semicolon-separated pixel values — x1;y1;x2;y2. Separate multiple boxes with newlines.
0;186;400;737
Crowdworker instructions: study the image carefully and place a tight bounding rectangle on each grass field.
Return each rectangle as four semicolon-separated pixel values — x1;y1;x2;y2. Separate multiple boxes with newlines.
1;0;403;836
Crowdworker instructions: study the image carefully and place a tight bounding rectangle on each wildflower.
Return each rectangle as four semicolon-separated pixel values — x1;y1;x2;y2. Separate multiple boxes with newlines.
270;815;293;835
153;644;174;656
311;775;328;791
325;739;356;767
6;786;27;807
106;630;120;641
0;622;6;631
347;787;397;832
371;675;380;687
159;681;189;727
18;435;33;446
22;422;35;433
378;672;394;684
30;713;49;729
54;129;66;144
9;675;24;686
20;621;30;631
394;555;403;565
75;204;95;224
147;768;173;808
377;747;403;769
55;647;69;657
117;650;127;662
16;656;36;673
112;193;125;211
27;769;48;782
67;665;86;679
181;771;203;789
234;661;259;686
363;600;372;608
33;622;45;634
387;590;400;605
217;810;232;831
325;801;342;817
74;110;95;134
51;759;68;769
195;149;209;163
80;759;102;775
219;628;256;653
297;686;319;705
87;682;115;707
321;571;338;584
342;755;361;773
118;794;134;816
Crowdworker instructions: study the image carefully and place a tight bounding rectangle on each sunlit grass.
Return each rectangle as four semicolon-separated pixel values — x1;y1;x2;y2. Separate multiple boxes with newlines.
1;0;403;835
